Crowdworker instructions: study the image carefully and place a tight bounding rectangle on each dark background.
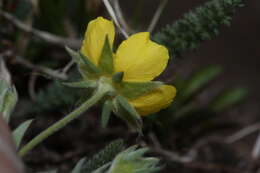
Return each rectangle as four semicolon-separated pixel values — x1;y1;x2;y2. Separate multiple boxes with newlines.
1;0;260;172
121;0;260;123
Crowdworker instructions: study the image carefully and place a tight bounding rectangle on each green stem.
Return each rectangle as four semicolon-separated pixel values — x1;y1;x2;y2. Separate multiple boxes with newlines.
19;88;107;157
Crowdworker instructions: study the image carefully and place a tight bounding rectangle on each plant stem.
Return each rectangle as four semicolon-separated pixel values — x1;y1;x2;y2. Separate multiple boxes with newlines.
18;88;107;157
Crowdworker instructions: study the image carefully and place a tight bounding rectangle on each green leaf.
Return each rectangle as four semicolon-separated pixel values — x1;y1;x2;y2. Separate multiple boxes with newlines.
0;80;18;123
81;139;124;173
112;72;124;83
0;88;8;112
209;87;248;112
98;36;114;74
180;65;222;101
91;163;111;173
71;158;86;173
116;81;162;99
114;96;142;133
101;100;113;128
65;46;101;77
63;81;96;89
12;119;33;148
107;146;161;173
154;0;244;57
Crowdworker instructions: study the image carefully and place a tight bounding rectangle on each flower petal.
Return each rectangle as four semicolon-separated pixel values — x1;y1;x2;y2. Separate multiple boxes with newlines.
114;32;169;82
129;85;176;116
81;17;115;66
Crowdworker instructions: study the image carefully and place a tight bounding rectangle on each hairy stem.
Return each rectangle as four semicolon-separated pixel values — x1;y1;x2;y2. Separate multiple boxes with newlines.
19;87;107;157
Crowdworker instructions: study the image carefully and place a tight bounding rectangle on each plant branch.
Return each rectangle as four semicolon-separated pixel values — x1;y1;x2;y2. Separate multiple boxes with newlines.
113;0;133;34
0;10;81;48
148;0;168;33
2;50;68;80
148;133;195;163
252;132;260;159
61;60;75;74
102;0;129;38
225;123;260;143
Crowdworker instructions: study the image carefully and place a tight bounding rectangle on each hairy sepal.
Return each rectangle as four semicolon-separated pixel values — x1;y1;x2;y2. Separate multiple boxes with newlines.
65;46;101;78
98;36;114;74
113;95;142;133
116;81;162;99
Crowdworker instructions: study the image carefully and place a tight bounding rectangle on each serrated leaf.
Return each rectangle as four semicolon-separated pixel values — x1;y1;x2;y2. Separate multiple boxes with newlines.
12;119;33;148
71;158;86;173
116;81;162;99
101;100;113;128
98;36;114;74
209;87;248;112
63;81;96;89
114;96;142;133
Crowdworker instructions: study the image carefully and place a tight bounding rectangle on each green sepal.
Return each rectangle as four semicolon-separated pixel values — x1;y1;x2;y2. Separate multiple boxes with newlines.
113;95;142;133
101;100;113;128
112;72;124;83
98;36;114;74
65;46;101;78
62;81;96;89
116;81;162;99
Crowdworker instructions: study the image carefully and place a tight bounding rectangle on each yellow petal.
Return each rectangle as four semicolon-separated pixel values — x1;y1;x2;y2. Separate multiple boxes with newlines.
114;32;169;82
81;17;115;66
129;85;176;116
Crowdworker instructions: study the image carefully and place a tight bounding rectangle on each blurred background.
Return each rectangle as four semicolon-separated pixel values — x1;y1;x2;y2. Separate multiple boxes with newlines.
0;0;260;172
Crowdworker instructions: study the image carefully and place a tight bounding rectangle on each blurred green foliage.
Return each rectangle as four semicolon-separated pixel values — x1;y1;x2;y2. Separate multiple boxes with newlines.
145;65;248;143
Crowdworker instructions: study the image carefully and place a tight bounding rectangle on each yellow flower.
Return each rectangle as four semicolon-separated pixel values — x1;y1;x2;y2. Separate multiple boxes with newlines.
81;17;176;116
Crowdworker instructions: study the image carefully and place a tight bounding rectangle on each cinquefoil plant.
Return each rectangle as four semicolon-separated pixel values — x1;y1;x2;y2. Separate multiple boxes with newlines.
18;17;176;157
